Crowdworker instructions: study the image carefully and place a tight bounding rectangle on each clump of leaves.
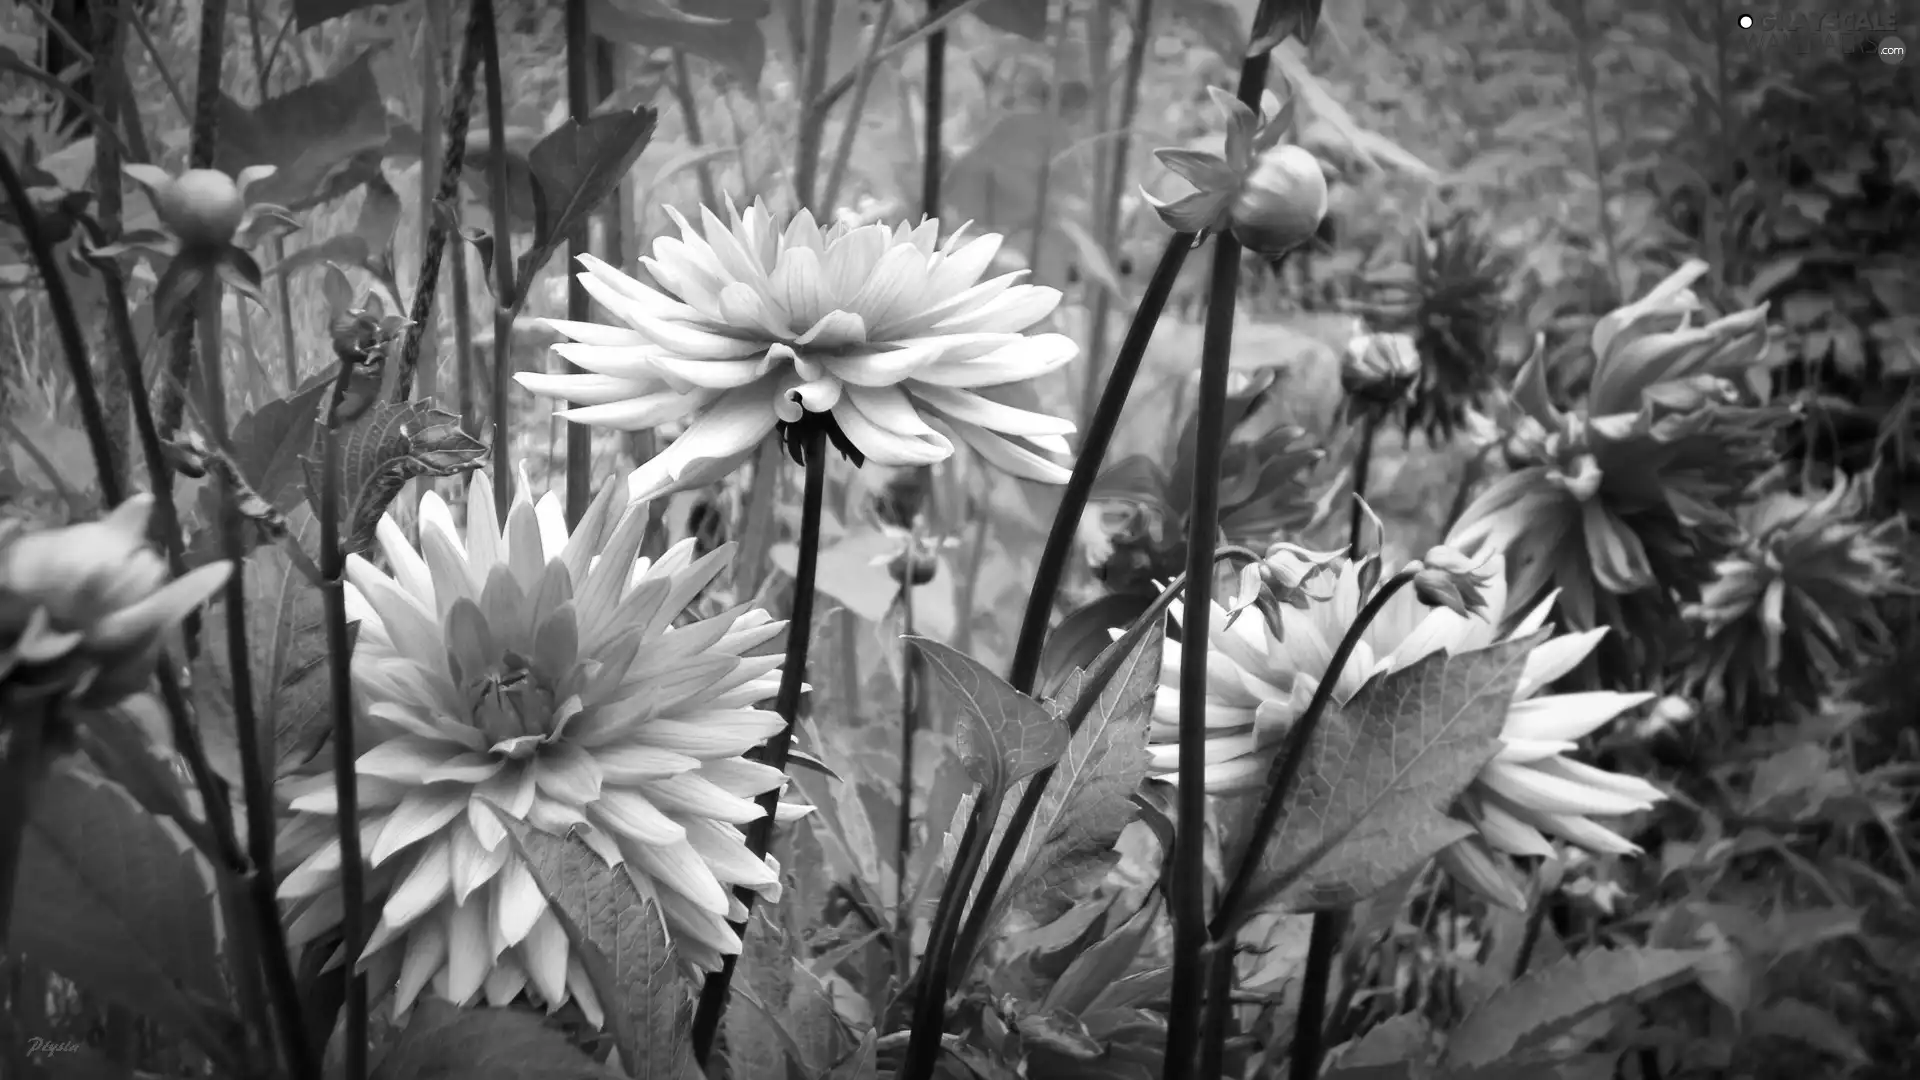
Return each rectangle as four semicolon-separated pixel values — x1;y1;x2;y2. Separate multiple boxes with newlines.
1682;472;1908;724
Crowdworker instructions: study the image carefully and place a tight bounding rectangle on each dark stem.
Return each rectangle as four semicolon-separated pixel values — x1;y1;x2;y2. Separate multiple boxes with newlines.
894;568;920;957
0;704;50;950
1077;0;1154;426
920;0;945;219
0;146;123;505
898;777;998;1080
561;0;593;526
156;0;231;440
1210;569;1420;936
689;425;827;1063
1288;909;1348;1080
1347;413;1377;553
1440;446;1489;539
1198;943;1234;1080
946;234;1193;982
88;0;131;485
453;219;477;436
395;0;483;402
318;357;368;1080
476;0;515;519
1511;868;1549;979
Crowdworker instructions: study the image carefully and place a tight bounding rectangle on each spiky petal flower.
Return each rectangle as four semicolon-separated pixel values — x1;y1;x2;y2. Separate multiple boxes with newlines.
517;200;1079;501
1142;550;1665;900
1683;473;1907;720
0;496;231;708
277;473;801;1024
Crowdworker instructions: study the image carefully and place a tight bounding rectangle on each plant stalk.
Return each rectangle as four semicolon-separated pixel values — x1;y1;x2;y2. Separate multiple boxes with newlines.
919;0;946;219
0;702;50;951
894;563;920;954
820;0;896;213
790;0;838;210
1348;413;1377;553
561;0;594;526
1199;942;1234;1080
476;0;515;519
667;51;719;211
1077;0;1153;427
1289;908;1348;1080
689;424;828;1062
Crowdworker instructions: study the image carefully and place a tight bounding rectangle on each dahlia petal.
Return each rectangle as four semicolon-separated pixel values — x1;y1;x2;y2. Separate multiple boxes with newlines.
502;493;547;594
532;739;603;808
565;954;603;1028
653;887;742;959
1514;629;1607;700
845;241;933;329
394;915;449;1017
630;712;787;758
924;232;1003;301
544;343;668;384
943;418;1071;483
931;284;1064;336
623;656;744;718
1501;692;1653;743
560;479;621;581
419;522;477;617
683;818;778;889
518;907;572;1009
474;764;537;820
628;837;730;915
525;795;588;836
344;555;444;663
585;745;701;785
657;384;780;479
771;245;829;328
541;316;652;347
1484;790;1641;856
694;757;790;797
908;333;1079;388
1471;797;1556;857
828;396;951;466
556;390;705;432
377;515;434;605
909;383;1077;439
285;774;408;814
1150;685;1257;730
450;820;510;903
576;253;699;322
595;789;689;846
491;856;548;949
464;474;504;574
279;839;343;899
645;773;764;824
357;736;473;782
371;785;469;866
1493;738;1581;764
444;895;493;1006
383;836;454;928
1529;757;1666;806
469;800;508;850
1478;760;1653;817
483;955;530;1008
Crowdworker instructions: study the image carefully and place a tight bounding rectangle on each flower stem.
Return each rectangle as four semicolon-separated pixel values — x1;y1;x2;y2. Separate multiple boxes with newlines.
919;0;946;219
894;564;921;961
1198;942;1234;1080
318;347;368;1080
820;0;895;213
1348;413;1377;553
898;781;999;1080
0;145;123;507
941;233;1193;988
790;0;838;210
1288;908;1348;1080
395;0;482;404
561;0;594;527
1210;568;1420;936
476;0;515;520
667;51;719;212
1077;0;1155;427
689;424;828;1063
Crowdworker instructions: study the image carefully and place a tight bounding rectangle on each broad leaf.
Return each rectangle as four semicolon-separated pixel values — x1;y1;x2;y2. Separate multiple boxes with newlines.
1231;633;1546;926
13;764;243;1069
908;636;1067;797
269;172;402;280
514;107;660;308
370;1000;623;1080
461;128;545;235
228;380;330;516
1439;947;1700;1072
214;50;390;211
1324;1013;1435;1080
590;0;769;89
194;505;343;783
1036;591;1156;699
726;911;842;1078
828;1030;878;1080
323;401;489;556
1042;894;1161;1017
498;821;692;1080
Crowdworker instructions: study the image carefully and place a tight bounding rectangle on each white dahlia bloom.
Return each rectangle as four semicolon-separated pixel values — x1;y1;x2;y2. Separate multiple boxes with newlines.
277;473;800;1023
517;199;1080;500
1145;552;1665;864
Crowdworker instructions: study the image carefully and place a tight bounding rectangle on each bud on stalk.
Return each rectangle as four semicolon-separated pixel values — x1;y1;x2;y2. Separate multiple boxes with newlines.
1228;145;1329;257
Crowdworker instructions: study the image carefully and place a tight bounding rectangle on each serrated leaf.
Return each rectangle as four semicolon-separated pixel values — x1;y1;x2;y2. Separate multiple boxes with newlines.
1036;592;1156;700
213;50;389;211
497;820;692;1080
727;910;842;1077
1231;632;1546;926
229;381;331;517
1042;893;1161;1017
908;636;1066;797
370;1000;623;1080
513;107;659;308
1439;947;1700;1072
325;401;488;556
14;763;243;1069
1325;1013;1435;1079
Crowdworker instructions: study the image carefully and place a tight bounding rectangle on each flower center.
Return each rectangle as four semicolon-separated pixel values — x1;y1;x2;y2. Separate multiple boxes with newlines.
469;649;562;753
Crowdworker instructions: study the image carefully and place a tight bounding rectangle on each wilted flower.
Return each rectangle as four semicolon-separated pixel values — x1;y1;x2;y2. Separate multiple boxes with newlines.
0;496;230;707
1362;212;1511;440
1450;261;1786;684
1412;545;1497;619
1144;88;1328;256
1143;549;1664;902
277;472;803;1023
1341;331;1422;411
1683;474;1907;720
518;200;1079;501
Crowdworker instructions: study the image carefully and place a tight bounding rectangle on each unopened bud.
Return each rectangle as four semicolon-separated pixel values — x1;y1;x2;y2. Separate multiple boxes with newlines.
1412;545;1497;620
1229;144;1329;256
1341;332;1422;408
1435;835;1529;912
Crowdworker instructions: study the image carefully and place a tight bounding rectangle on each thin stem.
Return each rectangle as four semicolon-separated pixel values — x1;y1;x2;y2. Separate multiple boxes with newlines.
1567;0;1621;303
894;563;920;950
476;0;515;520
790;0;838;210
242;0;300;393
949;236;1194;972
667;51;719;211
562;0;593;526
318;355;368;1080
0;702;50;950
820;0;896;213
1347;414;1377;553
1199;943;1234;1080
898;780;998;1080
88;0;131;484
1023;6;1067;267
919;0;945;219
807;0;990;118
398;2;483;401
0;145;122;505
1288;909;1348;1080
1079;0;1155;426
413;0;448;404
689;426;828;1063
1210;569;1420;936
125;9;191;124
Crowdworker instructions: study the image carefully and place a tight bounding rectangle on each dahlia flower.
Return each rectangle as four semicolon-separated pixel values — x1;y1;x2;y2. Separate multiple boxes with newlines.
277;472;800;1023
518;199;1079;500
1143;550;1665;891
0;495;230;708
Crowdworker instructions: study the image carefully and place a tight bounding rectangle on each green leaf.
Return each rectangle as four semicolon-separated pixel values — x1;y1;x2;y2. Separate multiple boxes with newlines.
1231;632;1546;926
460;128;544;236
827;1029;878;1080
726;910;843;1078
908;636;1067;797
194;505;343;783
1439;947;1700;1073
1324;1013;1435;1080
513;107;660;309
269;173;402;280
213;50;390;211
323;400;489;557
496;820;692;1080
229;380;330;517
1042;894;1161;1017
13;764;244;1070
991;630;1161;933
1036;591;1156;700
971;0;1048;39
370;1000;624;1080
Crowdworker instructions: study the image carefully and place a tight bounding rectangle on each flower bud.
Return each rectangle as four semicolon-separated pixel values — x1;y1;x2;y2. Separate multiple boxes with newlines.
1341;332;1422;408
153;169;246;249
1228;144;1328;256
1436;834;1530;911
0;497;231;705
887;548;938;587
1412;545;1497;620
